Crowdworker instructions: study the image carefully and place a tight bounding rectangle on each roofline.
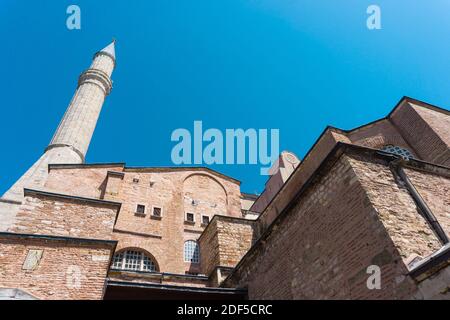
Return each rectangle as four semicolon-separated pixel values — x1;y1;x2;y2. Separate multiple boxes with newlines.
109;269;209;281
24;189;122;210
250;96;450;213
198;214;256;243
0;231;118;247
48;163;126;171
343;96;449;134
107;171;125;179
389;96;450;118
334;96;449;134
409;243;450;280
240;192;259;200
48;163;241;185
224;142;450;285
107;280;247;295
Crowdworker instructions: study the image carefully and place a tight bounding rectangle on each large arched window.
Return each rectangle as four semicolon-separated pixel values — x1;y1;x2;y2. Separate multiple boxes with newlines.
381;145;414;160
111;249;158;272
184;240;200;263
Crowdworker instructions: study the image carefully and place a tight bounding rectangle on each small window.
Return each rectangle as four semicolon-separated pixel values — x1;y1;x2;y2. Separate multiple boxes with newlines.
133;178;140;183
202;215;210;225
152;206;162;217
184;240;200;263
382;145;414;160
186;213;195;223
136;204;146;215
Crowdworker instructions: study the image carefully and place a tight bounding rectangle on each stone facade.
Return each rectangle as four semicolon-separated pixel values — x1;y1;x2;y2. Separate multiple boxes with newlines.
0;234;115;300
0;41;449;300
224;149;449;299
199;216;257;285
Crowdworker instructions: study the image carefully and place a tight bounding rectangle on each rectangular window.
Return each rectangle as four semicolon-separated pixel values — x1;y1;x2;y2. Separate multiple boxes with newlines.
202;215;210;225
136;204;146;215
184;241;200;263
152;206;162;217
186;212;195;223
133;178;140;183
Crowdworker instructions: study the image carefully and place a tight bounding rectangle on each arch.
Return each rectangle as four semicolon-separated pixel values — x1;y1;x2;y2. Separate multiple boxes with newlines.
111;247;160;272
182;173;229;220
183;173;228;200
184;240;200;264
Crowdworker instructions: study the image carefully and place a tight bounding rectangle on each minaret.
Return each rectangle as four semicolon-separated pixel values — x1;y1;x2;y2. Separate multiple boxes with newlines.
47;41;116;162
0;41;116;231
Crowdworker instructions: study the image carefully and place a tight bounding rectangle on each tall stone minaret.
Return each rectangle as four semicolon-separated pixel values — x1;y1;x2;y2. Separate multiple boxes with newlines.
48;41;116;162
0;41;116;231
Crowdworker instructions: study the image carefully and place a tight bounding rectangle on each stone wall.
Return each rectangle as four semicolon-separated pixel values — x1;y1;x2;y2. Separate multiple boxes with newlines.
43;166;244;276
348;156;442;262
347;119;416;155
256;130;349;232
46;165;124;199
403;167;450;239
199;216;256;279
390;101;450;166
9;190;120;240
0;235;114;300
225;154;420;299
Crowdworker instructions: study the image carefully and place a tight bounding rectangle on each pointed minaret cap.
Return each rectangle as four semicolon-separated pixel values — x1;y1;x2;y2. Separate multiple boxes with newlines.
95;39;116;65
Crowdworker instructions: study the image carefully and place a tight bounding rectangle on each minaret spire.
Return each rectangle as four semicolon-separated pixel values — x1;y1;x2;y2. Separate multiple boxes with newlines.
98;39;116;62
47;41;116;162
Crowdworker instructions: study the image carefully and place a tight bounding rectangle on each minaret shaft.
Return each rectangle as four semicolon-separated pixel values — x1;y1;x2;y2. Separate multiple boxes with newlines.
48;48;115;161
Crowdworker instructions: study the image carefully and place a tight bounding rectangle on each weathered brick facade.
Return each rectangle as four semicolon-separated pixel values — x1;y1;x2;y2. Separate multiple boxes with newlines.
224;149;449;299
0;40;449;300
199;216;257;285
0;234;115;300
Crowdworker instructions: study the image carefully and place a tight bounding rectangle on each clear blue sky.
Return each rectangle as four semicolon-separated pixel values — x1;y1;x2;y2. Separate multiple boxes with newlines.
1;1;449;194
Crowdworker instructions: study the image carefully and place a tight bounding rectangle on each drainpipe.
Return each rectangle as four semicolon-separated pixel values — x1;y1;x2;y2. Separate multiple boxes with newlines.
389;159;449;245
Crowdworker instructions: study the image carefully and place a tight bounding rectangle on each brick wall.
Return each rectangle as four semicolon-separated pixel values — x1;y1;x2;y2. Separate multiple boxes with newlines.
46;166;124;199
108;170;242;275
199;216;256;278
347;119;417;156
256;130;349;232
391;101;450;166
0;236;113;300
198;218;220;277
10;192;119;240
404;168;450;238
225;154;420;299
348;156;442;262
43;166;244;276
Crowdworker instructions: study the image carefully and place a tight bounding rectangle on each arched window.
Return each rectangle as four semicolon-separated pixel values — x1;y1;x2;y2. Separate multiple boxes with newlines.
111;250;158;272
184;240;200;263
381;145;414;160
